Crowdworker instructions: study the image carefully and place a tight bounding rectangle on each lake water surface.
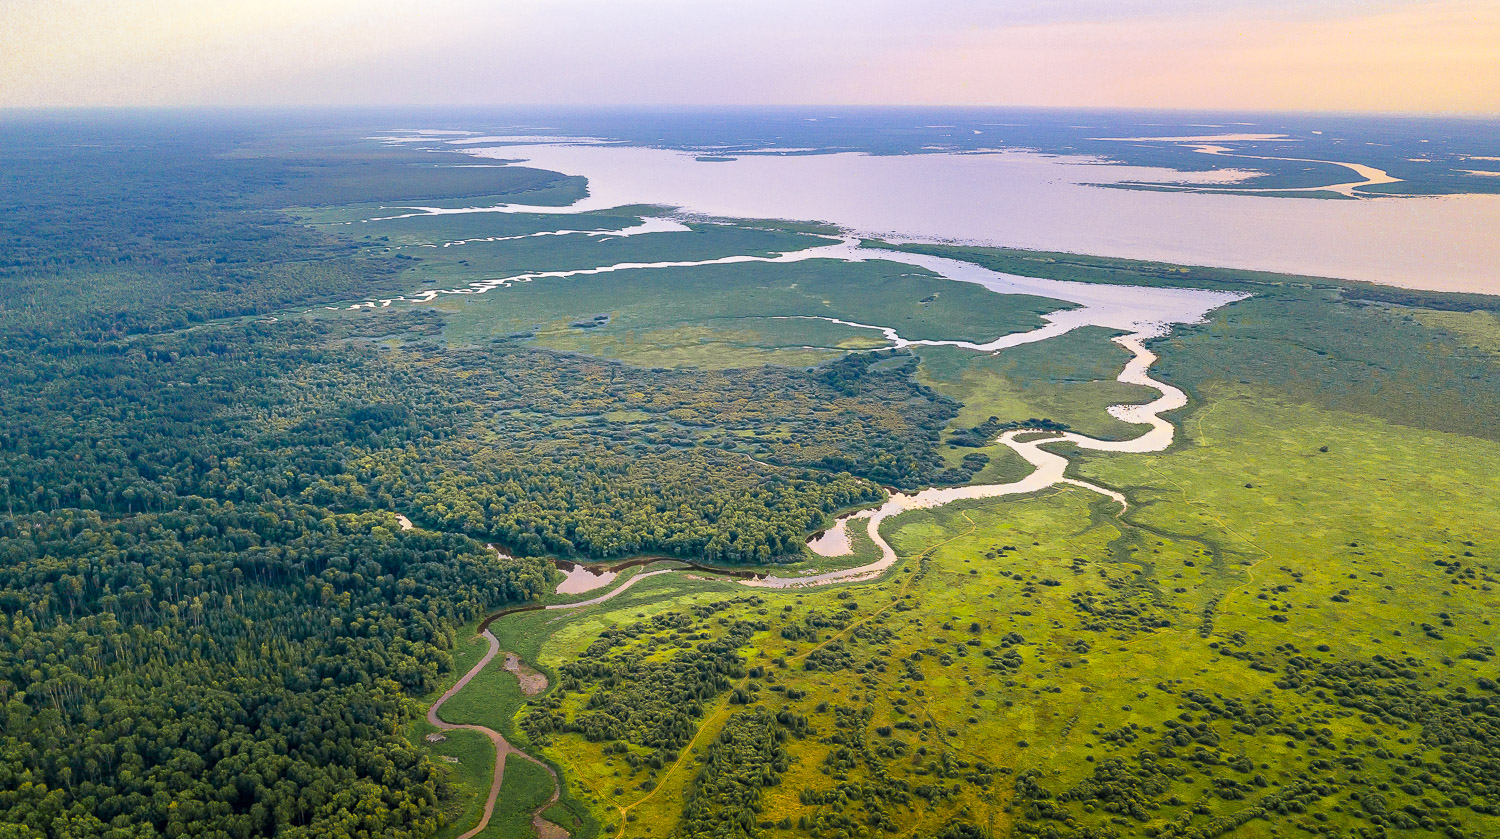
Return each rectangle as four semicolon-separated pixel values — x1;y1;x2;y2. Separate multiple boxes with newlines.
463;143;1500;294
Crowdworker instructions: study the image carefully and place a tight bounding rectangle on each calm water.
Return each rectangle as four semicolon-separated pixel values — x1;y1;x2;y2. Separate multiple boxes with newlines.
464;143;1500;294
553;560;618;594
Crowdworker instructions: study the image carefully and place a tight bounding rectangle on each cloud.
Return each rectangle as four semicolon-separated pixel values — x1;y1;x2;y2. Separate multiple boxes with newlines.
0;0;459;105
856;0;1500;113
0;0;1494;112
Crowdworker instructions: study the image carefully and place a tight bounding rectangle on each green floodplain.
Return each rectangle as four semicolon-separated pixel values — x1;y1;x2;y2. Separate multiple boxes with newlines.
0;122;1497;839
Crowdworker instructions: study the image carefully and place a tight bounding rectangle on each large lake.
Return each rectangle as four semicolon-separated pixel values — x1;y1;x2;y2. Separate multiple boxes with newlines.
464;143;1500;294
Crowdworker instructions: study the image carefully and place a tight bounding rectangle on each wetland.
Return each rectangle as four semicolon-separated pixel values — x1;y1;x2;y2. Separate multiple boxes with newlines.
1;111;1497;839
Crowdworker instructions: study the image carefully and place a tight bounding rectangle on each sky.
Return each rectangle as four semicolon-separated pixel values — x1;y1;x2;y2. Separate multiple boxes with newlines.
2;0;1498;113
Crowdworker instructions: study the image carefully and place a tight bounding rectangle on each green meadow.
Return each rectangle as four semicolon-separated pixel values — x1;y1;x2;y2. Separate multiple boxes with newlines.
419;255;1071;361
485;756;559;839
391;224;837;288
474;382;1498;839
413;628;501;839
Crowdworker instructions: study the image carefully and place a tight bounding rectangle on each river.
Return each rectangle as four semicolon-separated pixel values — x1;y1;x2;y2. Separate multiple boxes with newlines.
367;227;1244;591
747;332;1170;588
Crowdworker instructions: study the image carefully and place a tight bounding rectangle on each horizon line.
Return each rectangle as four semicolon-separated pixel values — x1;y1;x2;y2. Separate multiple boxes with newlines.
2;103;1498;120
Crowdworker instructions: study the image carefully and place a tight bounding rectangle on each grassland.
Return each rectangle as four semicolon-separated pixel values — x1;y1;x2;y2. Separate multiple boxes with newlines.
483;756;559;839
880;241;1500;443
916;327;1155;440
288;207;1074;365
913;327;1163;485
389;224;836;289
478;382;1498;839
413;628;502;839
292;207;658;239
1410;307;1500;356
535;317;887;370
421;255;1070;360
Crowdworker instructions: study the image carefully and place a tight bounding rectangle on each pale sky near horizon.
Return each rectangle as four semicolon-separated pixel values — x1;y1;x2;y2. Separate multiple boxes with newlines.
2;0;1497;113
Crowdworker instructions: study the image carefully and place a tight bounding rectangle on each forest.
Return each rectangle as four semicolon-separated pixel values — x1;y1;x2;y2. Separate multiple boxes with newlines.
0;505;552;837
0;120;578;837
0;117;972;837
0;309;961;562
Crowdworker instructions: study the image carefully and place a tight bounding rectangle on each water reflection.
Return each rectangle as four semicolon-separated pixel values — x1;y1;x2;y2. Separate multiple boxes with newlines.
552;560;618;594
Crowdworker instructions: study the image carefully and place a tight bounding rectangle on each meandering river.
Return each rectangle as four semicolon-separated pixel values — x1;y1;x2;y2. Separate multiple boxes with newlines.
388;237;1225;589
367;220;1242;590
747;331;1169;588
415;266;1229;835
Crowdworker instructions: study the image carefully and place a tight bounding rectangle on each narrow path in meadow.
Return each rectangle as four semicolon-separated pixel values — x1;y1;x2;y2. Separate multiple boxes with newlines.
427;629;558;839
430;565;687;838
